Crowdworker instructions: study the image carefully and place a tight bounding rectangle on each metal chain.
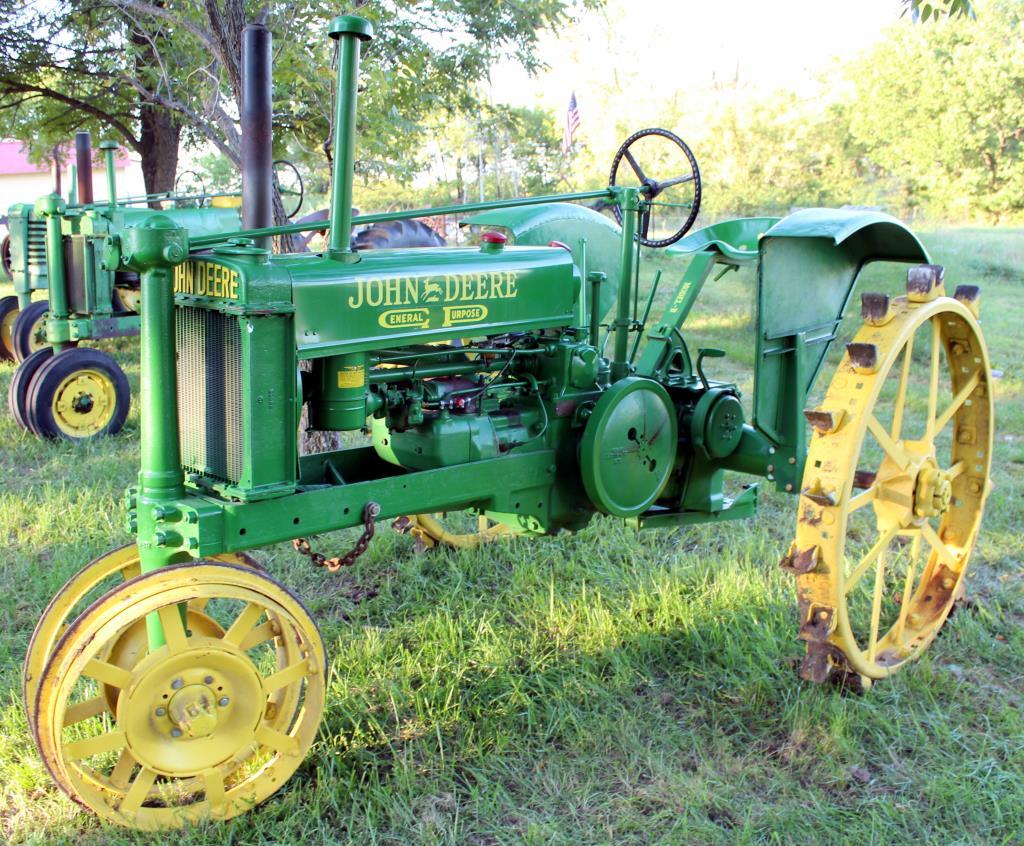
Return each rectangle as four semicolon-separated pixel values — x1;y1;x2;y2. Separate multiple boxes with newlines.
292;501;381;572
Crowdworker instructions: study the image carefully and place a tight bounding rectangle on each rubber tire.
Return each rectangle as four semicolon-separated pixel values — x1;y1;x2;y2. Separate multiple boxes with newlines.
11;299;49;362
0;295;19;362
1;234;12;281
25;348;130;441
8;347;53;432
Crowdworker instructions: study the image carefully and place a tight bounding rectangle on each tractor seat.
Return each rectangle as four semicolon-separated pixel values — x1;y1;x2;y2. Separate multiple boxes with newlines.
666;217;780;264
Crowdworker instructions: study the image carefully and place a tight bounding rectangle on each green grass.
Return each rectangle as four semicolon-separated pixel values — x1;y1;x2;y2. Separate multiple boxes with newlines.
0;226;1022;845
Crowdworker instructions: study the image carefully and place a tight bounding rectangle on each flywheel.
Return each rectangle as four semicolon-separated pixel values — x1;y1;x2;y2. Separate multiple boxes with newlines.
784;266;993;685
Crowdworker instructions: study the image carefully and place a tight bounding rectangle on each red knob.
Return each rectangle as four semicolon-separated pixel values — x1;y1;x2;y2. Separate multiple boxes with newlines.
482;230;507;245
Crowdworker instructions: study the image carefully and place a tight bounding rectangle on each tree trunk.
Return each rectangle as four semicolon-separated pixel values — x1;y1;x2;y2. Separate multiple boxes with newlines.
139;104;181;206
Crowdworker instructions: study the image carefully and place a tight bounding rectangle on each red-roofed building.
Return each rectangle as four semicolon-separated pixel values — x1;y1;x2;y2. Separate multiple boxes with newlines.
0;139;146;213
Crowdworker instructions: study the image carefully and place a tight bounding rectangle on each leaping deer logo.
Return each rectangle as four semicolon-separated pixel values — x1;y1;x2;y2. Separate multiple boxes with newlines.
422;280;443;303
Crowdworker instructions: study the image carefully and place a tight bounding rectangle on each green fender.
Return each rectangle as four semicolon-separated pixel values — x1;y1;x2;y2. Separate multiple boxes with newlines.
754;207;930;452
460;202;622;322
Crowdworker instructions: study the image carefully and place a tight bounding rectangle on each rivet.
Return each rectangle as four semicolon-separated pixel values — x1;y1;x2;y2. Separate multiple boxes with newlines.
767;464;775;473
817;610;829;621
942;577;956;590
219;697;230;707
788;457;797;465
204;676;214;685
769;447;776;455
155;707;166;717
785;483;794;492
171;678;183;690
170;728;182;738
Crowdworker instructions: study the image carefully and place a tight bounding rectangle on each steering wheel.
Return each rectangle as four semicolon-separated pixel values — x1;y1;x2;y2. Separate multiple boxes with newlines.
273;159;304;219
609;128;701;248
173;170;207;207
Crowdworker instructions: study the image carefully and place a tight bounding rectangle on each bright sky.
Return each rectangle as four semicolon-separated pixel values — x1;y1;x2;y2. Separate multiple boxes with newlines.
488;0;902;113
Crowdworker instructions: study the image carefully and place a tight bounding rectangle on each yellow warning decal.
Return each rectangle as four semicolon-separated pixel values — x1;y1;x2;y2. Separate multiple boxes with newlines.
337;365;365;389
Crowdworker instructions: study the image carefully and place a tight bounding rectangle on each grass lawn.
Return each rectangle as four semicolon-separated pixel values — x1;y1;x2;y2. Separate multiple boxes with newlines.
0;225;1020;845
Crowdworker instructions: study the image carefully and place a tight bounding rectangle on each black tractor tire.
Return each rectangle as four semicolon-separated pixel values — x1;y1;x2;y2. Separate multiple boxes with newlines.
352;219;446;250
8;347;53;432
0;295;19;362
25;347;130;441
11;299;49;362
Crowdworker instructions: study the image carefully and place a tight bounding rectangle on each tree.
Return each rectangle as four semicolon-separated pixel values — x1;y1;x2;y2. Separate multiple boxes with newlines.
0;1;597;206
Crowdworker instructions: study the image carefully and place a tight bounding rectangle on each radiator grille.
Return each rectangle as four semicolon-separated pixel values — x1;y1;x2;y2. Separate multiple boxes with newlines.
27;219;46;268
176;307;244;484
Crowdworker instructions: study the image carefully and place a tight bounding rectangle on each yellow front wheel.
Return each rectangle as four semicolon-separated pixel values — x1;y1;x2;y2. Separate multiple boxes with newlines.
787;267;993;684
33;562;325;830
26;347;130;440
24;544;259;733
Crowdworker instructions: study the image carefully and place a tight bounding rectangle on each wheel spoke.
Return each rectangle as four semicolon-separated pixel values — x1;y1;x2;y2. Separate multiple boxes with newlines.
921;521;961;571
239;620;280;651
656;173;694;190
262;659;312;694
845;524;900;594
947;459;967;480
867;548;888;662
624;149;647;182
109;749;136;789
255;724;299;757
890;333;914;440
120;766;157;816
935;368;981;434
64;729;125;761
83;658;133;689
203;768;227;813
157;604;189;654
848;485;878;513
893;533;923;641
223;602;265;647
866;415;911;470
63;696;109;727
925;317;942;441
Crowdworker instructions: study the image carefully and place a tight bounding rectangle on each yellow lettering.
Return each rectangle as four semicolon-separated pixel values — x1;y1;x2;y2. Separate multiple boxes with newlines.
365;278;384;307
507;272;518;298
384;277;401;306
404;278;418;304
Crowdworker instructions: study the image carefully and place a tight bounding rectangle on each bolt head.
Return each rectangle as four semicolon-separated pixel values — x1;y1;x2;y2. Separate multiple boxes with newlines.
218;697;230;707
204;676;214;685
171;678;184;690
170;727;183;738
155;707;166;717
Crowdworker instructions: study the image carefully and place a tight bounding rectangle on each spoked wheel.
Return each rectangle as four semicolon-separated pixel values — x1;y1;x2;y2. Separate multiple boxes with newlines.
609;128;701;248
0;295;20;361
394;512;512;550
11;299;49;361
23;544;261;734
25;347;130;440
33;562;325;830
786;267;993;686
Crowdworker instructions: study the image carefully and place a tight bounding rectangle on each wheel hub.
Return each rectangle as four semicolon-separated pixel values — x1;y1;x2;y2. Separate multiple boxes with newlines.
120;642;264;776
914;465;952;518
53;369;115;434
168;684;218;738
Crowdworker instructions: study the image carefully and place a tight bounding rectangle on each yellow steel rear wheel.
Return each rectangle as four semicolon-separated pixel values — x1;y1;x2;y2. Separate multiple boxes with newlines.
34;562;325;830
50;367;118;437
788;270;993;684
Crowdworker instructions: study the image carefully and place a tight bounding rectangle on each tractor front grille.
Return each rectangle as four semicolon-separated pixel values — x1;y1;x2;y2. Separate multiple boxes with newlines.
176;307;243;484
26;219;46;268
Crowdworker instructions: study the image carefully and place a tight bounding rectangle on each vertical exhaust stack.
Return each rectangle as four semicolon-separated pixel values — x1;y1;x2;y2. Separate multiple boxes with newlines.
100;140;119;208
51;146;62;197
75;131;94;205
327;16;373;262
241;23;273;250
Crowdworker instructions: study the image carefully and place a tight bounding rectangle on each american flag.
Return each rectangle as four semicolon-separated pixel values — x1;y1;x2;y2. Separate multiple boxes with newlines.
562;92;580;154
